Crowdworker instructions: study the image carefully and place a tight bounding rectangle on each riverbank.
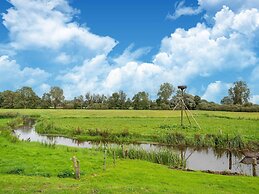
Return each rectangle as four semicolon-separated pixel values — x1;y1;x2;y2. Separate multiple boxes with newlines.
14;126;259;176
0;133;258;193
2;109;258;150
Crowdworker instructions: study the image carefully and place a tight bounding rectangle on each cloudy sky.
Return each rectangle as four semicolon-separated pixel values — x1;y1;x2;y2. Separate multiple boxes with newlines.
0;0;259;103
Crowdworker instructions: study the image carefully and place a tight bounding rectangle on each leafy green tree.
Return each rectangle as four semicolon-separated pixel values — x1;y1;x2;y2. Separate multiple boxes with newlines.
220;96;233;105
125;98;132;109
0;93;3;107
108;91;127;109
157;83;174;105
73;97;80;109
92;94;107;104
85;92;93;108
41;93;51;108
0;90;16;108
184;93;196;110
77;95;84;109
85;93;107;109
108;92;120;109
118;91;127;109
228;81;250;105
62;100;74;109
73;95;84;109
15;86;39;108
132;91;150;110
49;86;65;109
150;101;159;110
194;95;201;107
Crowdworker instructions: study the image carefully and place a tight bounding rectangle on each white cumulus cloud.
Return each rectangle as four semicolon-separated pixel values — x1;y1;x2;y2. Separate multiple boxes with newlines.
155;6;258;84
2;0;117;58
251;95;259;104
167;1;202;20
57;55;111;98
2;0;259;102
104;62;162;96
0;55;50;90
56;6;259;101
55;52;73;65
170;0;259;21
202;81;231;102
113;44;151;66
198;0;259;16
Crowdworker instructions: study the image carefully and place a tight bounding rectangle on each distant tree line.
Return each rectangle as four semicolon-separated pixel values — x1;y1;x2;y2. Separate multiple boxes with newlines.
0;81;259;111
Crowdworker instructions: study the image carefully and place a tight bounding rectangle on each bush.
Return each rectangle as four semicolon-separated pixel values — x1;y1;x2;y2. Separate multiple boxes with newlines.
57;169;74;178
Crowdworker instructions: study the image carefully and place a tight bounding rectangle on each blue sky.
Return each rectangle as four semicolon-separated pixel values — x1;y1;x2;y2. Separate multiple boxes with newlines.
0;0;259;103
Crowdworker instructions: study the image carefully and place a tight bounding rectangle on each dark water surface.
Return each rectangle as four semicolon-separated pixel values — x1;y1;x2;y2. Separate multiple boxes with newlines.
14;127;259;176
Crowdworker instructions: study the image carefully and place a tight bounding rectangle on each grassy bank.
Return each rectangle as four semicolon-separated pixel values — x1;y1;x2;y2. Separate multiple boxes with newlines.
1;109;259;149
0;117;259;193
1;165;259;194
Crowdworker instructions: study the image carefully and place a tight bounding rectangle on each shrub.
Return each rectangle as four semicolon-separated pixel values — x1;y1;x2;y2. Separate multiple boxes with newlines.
57;169;74;178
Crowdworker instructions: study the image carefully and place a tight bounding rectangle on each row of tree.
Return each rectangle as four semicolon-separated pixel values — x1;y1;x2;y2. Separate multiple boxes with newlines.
0;86;64;109
0;81;258;111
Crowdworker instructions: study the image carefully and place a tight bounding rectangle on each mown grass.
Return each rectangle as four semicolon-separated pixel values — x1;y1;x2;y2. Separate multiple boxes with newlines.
1;109;259;149
0;117;259;193
1;165;259;194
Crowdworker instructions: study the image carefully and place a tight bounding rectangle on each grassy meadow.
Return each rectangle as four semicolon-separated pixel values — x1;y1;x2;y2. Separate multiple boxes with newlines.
0;109;258;149
0;112;258;193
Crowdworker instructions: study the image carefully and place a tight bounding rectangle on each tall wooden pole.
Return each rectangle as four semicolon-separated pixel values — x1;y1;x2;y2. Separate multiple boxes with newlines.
181;89;184;126
72;156;80;179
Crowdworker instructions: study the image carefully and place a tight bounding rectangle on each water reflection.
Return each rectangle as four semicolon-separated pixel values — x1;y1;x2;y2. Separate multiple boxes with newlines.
14;127;259;176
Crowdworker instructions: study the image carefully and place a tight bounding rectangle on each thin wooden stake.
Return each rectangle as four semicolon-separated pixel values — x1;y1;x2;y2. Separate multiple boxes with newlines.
76;160;80;179
72;156;80;179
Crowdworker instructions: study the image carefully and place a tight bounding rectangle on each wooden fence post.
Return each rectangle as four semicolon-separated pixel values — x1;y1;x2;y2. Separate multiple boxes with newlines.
72;156;80;179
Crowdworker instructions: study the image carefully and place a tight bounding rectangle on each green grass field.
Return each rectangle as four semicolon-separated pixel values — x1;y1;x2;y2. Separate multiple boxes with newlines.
0;120;258;193
0;109;258;148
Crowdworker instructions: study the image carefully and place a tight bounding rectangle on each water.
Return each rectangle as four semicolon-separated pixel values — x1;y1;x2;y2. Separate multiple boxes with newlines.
14;127;259;176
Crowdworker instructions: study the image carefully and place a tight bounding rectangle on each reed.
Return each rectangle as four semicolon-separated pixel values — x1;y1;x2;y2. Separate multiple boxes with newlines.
104;145;185;168
40;140;56;149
